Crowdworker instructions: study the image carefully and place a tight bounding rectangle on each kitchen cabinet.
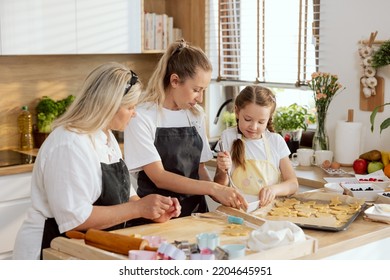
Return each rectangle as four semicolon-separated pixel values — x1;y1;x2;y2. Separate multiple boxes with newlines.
0;0;204;55
0;0;77;54
0;172;32;260
0;0;141;55
76;0;141;54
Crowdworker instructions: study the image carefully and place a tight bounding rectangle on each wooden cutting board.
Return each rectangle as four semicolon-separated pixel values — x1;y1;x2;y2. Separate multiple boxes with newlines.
116;212;255;245
360;76;384;112
48;209;317;260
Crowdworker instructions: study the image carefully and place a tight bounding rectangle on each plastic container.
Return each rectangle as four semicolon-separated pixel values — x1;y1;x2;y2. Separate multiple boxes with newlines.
17;106;34;150
324;183;344;194
341;183;383;202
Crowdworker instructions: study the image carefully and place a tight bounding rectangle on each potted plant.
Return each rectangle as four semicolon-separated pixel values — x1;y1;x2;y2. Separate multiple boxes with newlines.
273;103;315;154
221;111;237;128
34;95;75;147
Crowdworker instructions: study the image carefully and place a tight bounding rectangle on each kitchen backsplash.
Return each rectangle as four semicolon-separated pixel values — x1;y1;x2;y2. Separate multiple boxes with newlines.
0;54;160;150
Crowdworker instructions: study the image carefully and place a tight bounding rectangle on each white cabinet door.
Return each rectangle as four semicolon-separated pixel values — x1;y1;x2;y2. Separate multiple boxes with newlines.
0;0;77;55
0;172;32;260
0;198;31;259
76;0;141;54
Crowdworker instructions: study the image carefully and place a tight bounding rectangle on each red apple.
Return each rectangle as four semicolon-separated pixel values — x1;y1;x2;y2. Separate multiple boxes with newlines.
353;159;368;174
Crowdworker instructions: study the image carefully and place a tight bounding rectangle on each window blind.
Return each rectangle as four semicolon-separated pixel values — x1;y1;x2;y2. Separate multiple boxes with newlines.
206;0;321;87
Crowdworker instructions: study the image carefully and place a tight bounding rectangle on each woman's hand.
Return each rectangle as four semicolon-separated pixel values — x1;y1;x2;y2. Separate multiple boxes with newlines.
153;197;181;223
258;186;277;207
135;194;181;221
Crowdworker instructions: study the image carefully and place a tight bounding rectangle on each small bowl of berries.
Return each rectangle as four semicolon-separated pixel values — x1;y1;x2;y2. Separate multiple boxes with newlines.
355;172;390;189
341;183;384;202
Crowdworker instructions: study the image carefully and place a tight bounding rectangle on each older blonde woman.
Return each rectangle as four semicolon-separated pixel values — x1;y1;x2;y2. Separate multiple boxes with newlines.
13;62;180;260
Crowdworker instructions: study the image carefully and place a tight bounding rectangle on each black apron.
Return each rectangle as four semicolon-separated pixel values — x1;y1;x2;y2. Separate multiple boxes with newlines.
39;158;143;259
137;122;209;217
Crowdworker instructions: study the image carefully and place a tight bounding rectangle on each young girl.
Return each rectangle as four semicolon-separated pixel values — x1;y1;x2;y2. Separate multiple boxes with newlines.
215;85;298;207
124;39;247;216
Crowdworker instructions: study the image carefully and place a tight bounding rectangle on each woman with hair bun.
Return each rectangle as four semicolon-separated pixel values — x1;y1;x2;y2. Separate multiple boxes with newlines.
125;40;247;216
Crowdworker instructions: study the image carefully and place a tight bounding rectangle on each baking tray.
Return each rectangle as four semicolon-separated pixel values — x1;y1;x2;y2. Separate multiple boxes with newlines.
291;200;365;232
251;193;365;232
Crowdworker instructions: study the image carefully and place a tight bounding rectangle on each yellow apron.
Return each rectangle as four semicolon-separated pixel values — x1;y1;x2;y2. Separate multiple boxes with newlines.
231;134;281;196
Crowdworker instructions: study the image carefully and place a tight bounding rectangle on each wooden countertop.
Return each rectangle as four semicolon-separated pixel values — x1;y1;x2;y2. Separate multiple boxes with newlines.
0;149;38;176
44;203;390;260
299;213;390;259
42;160;388;260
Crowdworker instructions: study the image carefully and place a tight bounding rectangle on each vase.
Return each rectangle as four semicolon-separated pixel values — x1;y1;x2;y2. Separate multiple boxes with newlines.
312;113;329;151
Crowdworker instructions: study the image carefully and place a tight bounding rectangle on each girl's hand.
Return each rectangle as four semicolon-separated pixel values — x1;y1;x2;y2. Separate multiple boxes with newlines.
216;151;232;173
258;187;276;207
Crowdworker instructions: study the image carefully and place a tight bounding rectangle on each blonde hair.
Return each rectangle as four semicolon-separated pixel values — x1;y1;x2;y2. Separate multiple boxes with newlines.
231;86;277;169
139;39;212;112
53;62;142;134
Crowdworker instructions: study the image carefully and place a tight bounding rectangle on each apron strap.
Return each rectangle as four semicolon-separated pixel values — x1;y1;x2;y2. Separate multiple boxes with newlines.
261;133;273;162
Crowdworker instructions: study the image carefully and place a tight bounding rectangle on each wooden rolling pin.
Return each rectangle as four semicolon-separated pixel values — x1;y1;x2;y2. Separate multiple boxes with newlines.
66;229;158;255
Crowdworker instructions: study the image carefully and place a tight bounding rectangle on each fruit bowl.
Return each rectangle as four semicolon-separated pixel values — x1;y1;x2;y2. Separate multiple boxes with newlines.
341;183;384;202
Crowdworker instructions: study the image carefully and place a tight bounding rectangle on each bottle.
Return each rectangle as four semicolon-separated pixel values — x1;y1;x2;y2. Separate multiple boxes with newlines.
18;106;34;150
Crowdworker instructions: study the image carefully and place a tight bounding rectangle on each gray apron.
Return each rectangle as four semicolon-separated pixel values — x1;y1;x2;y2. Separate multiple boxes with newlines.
39;158;135;259
137;111;208;217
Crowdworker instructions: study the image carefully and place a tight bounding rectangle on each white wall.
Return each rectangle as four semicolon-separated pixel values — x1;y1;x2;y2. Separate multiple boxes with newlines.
321;0;390;152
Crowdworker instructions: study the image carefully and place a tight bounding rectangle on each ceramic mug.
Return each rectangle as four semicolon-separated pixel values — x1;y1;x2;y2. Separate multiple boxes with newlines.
291;148;314;167
311;150;333;166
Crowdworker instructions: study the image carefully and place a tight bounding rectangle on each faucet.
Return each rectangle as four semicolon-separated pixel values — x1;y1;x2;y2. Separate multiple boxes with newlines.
213;98;233;124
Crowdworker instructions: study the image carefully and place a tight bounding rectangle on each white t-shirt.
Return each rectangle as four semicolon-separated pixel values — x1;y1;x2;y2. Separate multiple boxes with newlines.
124;102;213;174
218;127;291;171
13;126;136;260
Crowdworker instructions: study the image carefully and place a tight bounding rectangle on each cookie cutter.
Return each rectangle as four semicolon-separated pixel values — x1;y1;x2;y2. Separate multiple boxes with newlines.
142;235;167;248
157;242;186;260
196;232;220;250
221;244;246;259
173;240;198;258
128;250;157;260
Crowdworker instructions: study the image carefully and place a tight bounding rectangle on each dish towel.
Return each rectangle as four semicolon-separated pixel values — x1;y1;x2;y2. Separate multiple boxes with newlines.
247;220;306;251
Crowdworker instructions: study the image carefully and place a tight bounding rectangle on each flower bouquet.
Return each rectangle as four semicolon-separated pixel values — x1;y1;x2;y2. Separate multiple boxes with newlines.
307;72;345;150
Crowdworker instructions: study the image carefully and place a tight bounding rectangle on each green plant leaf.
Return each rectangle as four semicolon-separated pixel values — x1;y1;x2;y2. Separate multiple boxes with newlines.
380;118;390;134
370;102;390;133
370;106;381;132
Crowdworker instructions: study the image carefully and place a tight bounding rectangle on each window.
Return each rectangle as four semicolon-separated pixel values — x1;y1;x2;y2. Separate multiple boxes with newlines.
206;0;320;86
205;0;321;137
